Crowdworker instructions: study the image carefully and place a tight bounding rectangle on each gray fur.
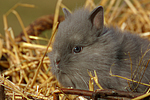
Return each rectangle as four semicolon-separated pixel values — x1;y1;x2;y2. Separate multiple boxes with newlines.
48;6;150;93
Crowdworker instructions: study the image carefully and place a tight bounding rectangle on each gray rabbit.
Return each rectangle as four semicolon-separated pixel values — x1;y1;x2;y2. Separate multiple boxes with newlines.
48;6;150;93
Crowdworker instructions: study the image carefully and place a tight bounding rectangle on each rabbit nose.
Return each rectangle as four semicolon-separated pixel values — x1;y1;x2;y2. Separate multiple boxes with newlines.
55;59;60;69
56;59;60;64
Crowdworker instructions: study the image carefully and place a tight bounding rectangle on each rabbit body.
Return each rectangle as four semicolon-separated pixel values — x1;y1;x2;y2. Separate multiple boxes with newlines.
48;6;150;93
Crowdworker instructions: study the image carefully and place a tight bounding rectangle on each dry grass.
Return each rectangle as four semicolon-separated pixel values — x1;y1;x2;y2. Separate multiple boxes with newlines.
1;0;150;99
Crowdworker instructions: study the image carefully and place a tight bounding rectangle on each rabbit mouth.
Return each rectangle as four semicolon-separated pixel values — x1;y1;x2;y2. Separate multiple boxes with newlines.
55;68;61;74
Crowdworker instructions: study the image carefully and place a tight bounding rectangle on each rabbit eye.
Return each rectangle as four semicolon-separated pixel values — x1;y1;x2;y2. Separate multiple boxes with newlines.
73;46;82;53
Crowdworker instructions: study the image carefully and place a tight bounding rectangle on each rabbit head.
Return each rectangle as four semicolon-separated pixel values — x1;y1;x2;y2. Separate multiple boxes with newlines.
49;6;122;90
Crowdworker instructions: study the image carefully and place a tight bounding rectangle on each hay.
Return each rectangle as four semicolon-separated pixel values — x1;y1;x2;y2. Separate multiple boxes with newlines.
1;0;150;99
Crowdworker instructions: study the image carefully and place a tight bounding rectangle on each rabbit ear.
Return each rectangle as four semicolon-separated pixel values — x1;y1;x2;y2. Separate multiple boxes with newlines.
62;8;71;18
89;6;104;36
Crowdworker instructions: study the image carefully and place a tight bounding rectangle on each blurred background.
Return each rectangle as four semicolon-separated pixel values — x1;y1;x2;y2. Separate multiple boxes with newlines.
0;0;100;38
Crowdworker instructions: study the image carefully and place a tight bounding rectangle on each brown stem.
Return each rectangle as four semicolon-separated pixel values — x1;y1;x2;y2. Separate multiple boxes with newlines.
15;15;64;42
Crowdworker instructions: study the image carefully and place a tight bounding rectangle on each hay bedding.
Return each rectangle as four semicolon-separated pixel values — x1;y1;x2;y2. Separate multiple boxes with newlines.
1;0;150;99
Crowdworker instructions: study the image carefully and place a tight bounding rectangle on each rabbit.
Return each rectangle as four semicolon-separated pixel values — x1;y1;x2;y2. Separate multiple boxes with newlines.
48;6;150;93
